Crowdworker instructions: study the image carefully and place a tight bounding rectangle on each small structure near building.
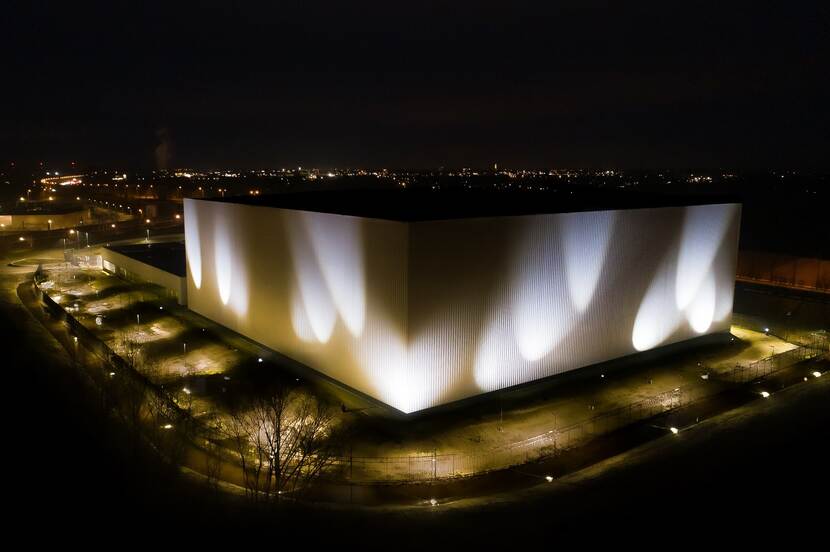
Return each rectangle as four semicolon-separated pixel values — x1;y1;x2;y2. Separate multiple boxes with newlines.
101;241;187;305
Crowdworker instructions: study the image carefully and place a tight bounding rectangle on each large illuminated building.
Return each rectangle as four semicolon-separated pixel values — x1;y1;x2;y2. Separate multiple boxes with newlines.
184;191;741;413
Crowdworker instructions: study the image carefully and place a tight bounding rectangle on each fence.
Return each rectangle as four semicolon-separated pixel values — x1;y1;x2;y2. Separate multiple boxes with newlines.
721;344;822;384
330;342;825;483
33;271;826;486
34;281;199;433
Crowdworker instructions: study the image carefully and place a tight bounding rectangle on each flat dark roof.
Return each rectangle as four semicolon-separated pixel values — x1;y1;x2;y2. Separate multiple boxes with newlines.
106;241;186;277
197;189;740;222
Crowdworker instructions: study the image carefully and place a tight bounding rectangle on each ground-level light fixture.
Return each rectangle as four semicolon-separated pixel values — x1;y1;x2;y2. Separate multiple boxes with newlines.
163;424;173;430
429;498;438;507
183;387;191;395
111;223;116;228
764;327;770;333
109;372;115;377
258;357;263;363
760;391;770;398
18;236;25;241
813;371;822;378
669;427;679;435
545;475;554;482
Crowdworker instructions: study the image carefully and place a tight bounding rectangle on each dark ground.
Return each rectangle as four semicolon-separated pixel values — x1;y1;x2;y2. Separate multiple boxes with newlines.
4;268;828;545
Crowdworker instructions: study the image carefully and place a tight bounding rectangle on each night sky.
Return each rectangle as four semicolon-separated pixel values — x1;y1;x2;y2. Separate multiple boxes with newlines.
3;1;828;170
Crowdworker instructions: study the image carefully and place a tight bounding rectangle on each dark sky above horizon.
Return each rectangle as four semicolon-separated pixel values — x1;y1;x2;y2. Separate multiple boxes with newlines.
2;1;828;170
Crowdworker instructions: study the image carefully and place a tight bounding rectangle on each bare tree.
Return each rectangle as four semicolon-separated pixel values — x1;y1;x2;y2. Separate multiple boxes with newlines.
222;405;270;501
223;386;340;502
203;440;224;494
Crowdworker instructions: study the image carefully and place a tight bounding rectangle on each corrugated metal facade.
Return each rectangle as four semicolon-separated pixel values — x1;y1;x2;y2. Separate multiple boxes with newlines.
185;199;741;413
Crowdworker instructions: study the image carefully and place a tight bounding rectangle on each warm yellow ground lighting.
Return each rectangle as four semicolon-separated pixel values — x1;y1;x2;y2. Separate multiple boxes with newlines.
545;475;554;482
760;391;770;398
813;371;822;378
670;427;679;435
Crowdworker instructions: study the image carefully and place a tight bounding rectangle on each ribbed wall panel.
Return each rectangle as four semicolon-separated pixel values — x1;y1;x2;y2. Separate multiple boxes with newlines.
185;200;742;413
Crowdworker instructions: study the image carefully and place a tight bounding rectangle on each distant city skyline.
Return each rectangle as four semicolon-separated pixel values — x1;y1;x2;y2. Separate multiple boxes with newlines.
3;2;828;170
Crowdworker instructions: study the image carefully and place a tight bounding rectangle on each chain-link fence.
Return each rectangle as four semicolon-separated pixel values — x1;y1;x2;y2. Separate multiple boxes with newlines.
330;342;824;483
34;275;826;486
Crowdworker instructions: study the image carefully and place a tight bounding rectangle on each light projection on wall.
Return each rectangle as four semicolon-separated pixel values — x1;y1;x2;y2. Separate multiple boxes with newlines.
184;199;741;413
285;211;367;344
183;201;202;289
